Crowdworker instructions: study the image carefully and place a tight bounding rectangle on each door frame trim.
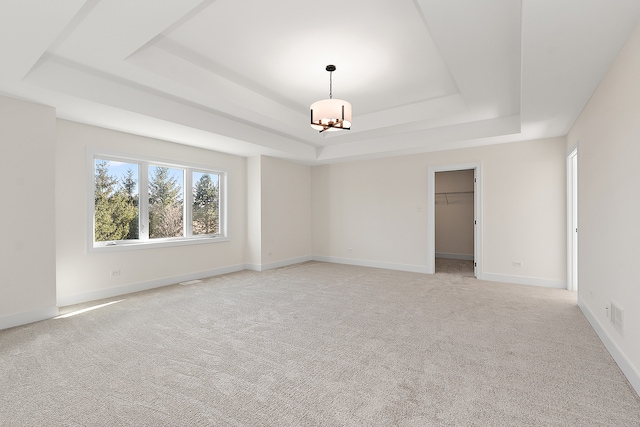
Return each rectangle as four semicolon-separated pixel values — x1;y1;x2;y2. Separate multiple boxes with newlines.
427;162;482;277
567;145;578;291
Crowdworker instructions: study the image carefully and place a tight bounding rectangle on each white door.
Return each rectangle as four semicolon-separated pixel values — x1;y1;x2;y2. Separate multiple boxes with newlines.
474;168;478;278
567;148;578;291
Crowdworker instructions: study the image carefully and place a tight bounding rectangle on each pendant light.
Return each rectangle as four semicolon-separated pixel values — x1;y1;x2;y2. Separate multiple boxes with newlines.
310;65;352;133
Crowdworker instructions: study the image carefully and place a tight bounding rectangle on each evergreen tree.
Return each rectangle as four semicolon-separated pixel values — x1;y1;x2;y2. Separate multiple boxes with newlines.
121;168;139;239
122;168;137;201
149;167;182;206
149;166;183;238
94;161;137;242
193;174;219;235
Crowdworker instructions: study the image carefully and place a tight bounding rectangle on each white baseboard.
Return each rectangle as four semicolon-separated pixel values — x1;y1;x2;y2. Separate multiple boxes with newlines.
57;264;246;307
578;296;640;397
312;256;430;274
244;263;262;272
248;255;313;272
57;257;314;307
480;272;566;289
0;306;58;331
436;252;474;260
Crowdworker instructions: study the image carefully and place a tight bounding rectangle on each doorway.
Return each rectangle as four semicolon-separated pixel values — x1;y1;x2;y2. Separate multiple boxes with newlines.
427;163;482;278
567;147;578;291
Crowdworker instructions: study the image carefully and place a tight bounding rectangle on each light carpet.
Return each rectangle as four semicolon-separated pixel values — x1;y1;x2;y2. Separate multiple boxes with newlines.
1;260;639;426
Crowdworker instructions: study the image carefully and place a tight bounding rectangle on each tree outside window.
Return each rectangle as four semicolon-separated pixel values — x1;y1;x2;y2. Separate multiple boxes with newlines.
192;172;219;235
94;160;139;242
93;157;224;247
148;166;183;239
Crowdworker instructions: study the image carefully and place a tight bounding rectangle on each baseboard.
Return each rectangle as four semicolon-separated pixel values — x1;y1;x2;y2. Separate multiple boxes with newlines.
57;264;246;307
250;255;313;272
244;263;262;272
58;257;315;307
0;306;58;331
436;252;474;260
480;272;566;289
578;296;640;397
312;256;430;274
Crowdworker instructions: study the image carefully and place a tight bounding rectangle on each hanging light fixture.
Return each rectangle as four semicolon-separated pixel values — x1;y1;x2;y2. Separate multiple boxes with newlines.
310;65;352;133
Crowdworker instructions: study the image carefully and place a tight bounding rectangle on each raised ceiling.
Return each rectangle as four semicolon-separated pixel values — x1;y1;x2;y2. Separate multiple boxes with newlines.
1;0;640;164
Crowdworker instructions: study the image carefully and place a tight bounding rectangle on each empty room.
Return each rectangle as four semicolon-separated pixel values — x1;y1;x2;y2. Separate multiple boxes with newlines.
1;1;640;425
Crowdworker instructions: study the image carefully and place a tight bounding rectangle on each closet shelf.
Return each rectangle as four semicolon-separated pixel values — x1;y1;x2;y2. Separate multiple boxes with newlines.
435;191;473;204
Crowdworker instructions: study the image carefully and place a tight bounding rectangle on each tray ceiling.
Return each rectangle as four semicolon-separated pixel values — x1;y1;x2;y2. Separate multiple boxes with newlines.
2;0;640;164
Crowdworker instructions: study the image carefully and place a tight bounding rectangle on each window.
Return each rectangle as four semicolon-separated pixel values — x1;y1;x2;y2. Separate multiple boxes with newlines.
148;165;184;239
91;153;226;249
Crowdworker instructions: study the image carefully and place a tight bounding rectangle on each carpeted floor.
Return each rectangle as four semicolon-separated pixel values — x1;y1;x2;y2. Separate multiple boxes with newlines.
1;260;639;426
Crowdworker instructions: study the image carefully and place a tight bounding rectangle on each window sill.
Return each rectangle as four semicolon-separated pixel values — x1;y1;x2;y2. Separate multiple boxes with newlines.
89;236;230;253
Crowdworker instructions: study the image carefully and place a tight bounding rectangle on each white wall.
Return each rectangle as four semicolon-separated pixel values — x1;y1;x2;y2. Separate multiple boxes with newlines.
246;156;262;267
248;156;312;269
0;95;58;328
567;21;640;393
55;120;247;306
435;170;474;259
312;137;566;286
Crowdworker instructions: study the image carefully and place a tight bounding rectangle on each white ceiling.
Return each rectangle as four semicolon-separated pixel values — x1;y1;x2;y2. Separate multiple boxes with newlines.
1;0;640;164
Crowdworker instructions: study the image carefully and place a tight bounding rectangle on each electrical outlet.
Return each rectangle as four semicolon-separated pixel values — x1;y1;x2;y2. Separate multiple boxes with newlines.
512;261;523;267
110;269;121;277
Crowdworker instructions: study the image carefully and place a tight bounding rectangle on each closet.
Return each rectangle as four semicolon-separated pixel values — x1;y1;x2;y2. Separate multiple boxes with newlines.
435;170;474;260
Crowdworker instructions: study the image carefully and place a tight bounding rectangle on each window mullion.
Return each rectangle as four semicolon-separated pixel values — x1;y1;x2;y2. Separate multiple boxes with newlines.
185;169;193;237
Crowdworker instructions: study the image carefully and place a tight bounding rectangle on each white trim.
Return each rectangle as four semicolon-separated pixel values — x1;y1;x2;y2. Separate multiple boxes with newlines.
428;163;483;278
481;272;566;289
566;145;578;291
89;236;231;252
578;296;640;396
0;306;58;331
312;256;430;274
57;264;245;307
247;255;313;272
436;252;474;260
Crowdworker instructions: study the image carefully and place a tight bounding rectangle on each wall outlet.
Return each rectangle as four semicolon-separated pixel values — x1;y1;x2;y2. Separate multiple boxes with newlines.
109;269;121;277
512;261;523;267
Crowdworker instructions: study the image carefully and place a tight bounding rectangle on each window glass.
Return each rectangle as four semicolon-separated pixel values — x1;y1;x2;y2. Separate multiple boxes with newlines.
91;154;225;249
148;166;184;239
94;159;139;242
192;172;220;235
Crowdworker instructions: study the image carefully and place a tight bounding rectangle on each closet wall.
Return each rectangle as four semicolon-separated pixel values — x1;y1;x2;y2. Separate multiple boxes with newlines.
435;170;474;259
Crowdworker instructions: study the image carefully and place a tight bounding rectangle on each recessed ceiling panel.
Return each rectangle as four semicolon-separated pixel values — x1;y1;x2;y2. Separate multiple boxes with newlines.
158;0;459;115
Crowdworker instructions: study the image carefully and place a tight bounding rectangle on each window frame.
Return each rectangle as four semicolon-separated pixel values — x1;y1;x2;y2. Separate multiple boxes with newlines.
87;149;228;252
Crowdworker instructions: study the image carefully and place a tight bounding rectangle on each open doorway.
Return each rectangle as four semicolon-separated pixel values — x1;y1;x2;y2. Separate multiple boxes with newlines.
427;163;482;278
435;170;475;276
